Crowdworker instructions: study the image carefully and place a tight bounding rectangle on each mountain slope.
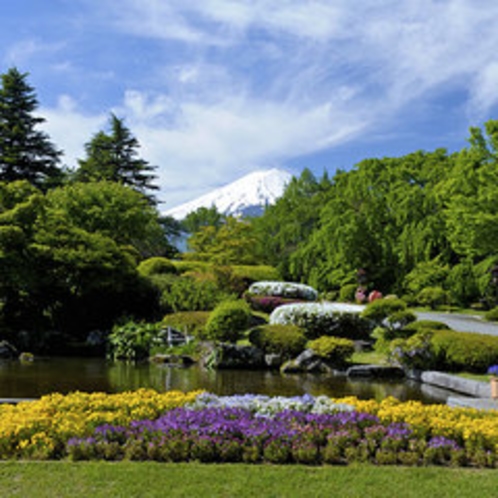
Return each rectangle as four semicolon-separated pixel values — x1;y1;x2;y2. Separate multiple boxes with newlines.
164;168;292;220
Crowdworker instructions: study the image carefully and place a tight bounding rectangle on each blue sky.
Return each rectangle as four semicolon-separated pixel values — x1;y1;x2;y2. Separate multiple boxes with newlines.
2;1;498;208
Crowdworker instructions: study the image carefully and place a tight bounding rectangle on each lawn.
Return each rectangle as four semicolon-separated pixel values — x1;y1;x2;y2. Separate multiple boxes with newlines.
1;462;497;498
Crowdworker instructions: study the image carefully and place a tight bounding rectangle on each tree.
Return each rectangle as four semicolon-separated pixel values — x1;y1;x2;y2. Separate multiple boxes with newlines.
0;68;63;188
182;205;226;234
76;114;158;203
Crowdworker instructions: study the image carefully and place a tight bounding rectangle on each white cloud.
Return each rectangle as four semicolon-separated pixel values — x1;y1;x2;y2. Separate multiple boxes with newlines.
40;96;107;169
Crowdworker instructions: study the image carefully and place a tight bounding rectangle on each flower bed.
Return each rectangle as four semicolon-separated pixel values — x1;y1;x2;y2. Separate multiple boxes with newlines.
3;391;498;466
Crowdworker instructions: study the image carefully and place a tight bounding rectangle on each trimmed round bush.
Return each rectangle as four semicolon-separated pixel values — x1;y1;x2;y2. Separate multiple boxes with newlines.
248;324;307;359
402;320;450;333
137;257;177;277
269;303;370;340
361;298;407;324
308;336;355;364
485;307;498;322
416;286;450;310
205;300;252;343
247;281;318;301
162;311;211;339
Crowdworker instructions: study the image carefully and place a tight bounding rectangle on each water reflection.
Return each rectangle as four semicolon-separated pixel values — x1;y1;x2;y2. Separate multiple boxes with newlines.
0;357;451;404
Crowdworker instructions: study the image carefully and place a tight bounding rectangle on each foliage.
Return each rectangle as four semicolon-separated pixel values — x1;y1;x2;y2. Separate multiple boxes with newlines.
0;68;63;189
160;276;234;313
402;320;450;332
107;321;161;360
205;300;252;343
186;216;261;265
403;258;449;297
339;284;358;303
416;286;450;309
431;330;498;373
388;331;436;370
484;307;498;322
137;257;177;277
270;303;371;340
161;311;210;339
361;298;408;325
248;324;307;358
181;205;226;233
75;114;158;203
308;336;355;364
231;265;280;284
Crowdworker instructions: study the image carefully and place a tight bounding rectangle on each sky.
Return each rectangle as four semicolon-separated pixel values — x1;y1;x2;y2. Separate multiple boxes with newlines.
2;0;498;209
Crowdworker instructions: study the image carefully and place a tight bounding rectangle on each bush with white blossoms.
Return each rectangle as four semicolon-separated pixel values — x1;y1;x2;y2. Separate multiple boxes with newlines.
269;302;371;340
247;281;319;301
187;392;355;416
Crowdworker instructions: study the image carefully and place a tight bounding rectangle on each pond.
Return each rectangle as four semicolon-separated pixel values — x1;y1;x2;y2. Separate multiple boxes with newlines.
0;357;455;404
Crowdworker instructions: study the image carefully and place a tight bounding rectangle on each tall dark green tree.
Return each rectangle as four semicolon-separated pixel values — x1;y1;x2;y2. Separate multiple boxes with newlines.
0;68;63;188
76;114;158;203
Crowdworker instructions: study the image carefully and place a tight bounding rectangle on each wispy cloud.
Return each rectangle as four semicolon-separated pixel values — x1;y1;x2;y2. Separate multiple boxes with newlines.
20;0;498;207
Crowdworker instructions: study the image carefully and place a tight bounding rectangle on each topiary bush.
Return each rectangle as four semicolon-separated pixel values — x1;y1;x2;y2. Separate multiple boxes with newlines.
231;265;281;284
431;330;498;373
205;300;252;343
416;286;450;310
161;311;211;339
269;303;370;340
248;324;307;359
402;320;450;333
137;257;178;277
308;336;355;365
485;307;498;322
361;297;408;325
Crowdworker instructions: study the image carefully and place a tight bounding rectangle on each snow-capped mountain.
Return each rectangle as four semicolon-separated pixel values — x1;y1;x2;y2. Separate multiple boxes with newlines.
164;168;292;220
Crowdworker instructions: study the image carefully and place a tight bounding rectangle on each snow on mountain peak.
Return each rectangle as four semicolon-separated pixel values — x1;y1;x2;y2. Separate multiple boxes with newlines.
164;168;292;220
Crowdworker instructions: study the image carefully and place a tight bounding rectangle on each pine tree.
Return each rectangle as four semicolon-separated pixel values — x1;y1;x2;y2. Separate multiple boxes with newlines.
0;67;63;188
76;113;158;203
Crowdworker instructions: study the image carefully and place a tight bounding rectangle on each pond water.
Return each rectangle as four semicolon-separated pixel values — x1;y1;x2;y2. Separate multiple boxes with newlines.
0;357;455;404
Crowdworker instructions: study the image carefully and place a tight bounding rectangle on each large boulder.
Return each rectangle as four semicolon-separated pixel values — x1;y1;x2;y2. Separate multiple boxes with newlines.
280;349;333;374
204;344;265;369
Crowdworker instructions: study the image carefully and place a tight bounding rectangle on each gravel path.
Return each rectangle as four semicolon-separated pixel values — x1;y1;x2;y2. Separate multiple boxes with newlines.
415;311;498;336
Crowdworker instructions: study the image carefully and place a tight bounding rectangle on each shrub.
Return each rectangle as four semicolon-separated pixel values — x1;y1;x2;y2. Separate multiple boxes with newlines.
416;286;450;310
388;331;436;370
385;310;417;331
137;257;177;277
270;303;371;340
248;324;307;359
161;276;234;312
161;311;211;339
431;330;498;373
171;260;212;274
402;320;450;333
205;300;252;343
107;321;161;360
361;298;407;325
485;307;498;322
247;281;318;301
308;336;355;364
339;284;358;303
231;265;281;283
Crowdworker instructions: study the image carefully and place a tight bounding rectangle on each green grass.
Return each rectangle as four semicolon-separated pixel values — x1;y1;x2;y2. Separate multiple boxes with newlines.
455;372;490;382
351;350;388;366
0;462;497;498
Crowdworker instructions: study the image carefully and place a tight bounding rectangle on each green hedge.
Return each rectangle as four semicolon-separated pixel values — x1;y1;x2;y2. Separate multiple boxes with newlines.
432;330;498;373
137;257;177;277
248;324;307;359
308;336;355;364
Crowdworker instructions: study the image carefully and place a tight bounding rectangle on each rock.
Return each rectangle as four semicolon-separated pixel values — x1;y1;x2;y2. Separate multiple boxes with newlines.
280;349;332;374
0;341;18;360
150;354;195;367
346;364;405;378
264;353;283;368
204;344;265;369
